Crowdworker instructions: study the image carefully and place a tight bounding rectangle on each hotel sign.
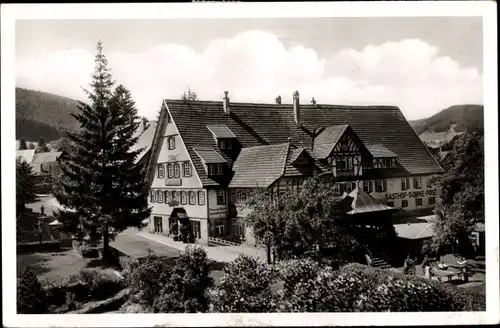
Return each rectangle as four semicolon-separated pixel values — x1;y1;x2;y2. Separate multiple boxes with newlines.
168;200;180;207
165;178;182;186
385;189;436;200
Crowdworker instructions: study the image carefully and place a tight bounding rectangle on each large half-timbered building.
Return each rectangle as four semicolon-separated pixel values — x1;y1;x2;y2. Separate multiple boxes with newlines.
135;91;443;246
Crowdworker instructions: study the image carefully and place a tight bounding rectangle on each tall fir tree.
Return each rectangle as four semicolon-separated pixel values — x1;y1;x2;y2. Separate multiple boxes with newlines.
16;157;38;214
54;41;150;261
35;136;50;153
19;138;28;150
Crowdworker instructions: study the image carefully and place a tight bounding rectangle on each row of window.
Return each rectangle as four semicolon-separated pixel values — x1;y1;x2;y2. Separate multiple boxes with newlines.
361;176;430;193
208;163;225;176
336;156;356;172
387;197;435;208
150;189;205;205
401;176;430;190
218;139;233;150
149;189;228;206
370;158;397;169
158;161;192;179
362;179;388;193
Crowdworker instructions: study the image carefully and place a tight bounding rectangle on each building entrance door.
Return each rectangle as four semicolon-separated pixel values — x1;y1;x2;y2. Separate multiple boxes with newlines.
191;220;201;239
154;216;163;233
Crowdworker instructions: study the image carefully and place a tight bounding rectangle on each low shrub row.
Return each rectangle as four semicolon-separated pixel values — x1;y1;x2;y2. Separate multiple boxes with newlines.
339;263;485;311
18;266;125;314
17;241;61;254
118;251;485;313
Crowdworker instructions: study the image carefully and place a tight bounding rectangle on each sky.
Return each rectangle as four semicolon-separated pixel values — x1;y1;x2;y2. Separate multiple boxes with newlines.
16;17;483;120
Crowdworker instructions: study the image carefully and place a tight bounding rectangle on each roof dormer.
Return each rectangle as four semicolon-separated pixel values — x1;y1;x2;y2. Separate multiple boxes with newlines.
365;144;399;169
193;147;228;176
206;124;238;149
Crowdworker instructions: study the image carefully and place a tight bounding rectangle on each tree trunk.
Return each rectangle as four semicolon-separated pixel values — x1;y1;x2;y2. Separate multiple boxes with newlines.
266;245;272;264
102;221;110;263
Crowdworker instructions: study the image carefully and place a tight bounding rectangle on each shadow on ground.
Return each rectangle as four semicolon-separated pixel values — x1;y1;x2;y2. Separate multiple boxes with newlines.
85;258;121;270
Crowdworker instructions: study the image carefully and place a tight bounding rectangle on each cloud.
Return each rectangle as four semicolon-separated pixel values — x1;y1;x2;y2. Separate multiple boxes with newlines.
16;30;482;120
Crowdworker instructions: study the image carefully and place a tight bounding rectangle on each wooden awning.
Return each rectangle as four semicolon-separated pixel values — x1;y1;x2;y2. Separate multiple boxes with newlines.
342;186;396;215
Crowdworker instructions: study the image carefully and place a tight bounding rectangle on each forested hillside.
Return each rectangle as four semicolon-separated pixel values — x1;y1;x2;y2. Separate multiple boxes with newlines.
410;104;483;136
16;87;81;142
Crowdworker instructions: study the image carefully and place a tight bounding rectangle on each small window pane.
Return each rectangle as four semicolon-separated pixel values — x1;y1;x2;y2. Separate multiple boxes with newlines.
198;190;205;205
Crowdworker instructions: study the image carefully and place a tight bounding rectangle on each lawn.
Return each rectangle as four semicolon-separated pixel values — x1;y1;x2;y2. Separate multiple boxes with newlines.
17;251;91;282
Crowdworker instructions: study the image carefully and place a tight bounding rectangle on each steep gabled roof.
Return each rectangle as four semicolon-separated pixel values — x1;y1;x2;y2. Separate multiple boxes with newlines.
313;124;349;158
283;146;328;177
32;151;62;164
161;99;443;187
193;147;228;164
366;144;398;158
206;124;237;139
229;143;289;188
16;149;35;164
289;147;306;164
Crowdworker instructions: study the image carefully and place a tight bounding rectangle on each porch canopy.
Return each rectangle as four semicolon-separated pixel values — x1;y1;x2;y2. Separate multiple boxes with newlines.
342;186;397;215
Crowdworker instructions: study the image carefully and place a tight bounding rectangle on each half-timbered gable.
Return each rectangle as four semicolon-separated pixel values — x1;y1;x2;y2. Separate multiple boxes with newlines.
314;124;370;179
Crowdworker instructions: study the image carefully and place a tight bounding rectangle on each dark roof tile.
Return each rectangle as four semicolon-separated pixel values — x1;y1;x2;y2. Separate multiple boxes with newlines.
206;124;237;139
162;100;442;186
229;143;289;188
366;144;398;158
313;124;349;158
193;148;228;164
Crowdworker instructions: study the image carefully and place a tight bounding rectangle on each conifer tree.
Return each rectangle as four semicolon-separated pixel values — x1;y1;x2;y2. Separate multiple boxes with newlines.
54;41;150;261
16;157;38;214
17;267;47;314
19;138;28;150
36;136;50;153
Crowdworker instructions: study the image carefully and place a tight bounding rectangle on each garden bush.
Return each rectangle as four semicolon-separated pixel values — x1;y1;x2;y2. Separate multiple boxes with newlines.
17;241;61;254
42;274;88;308
212;255;279;313
275;261;367;312
79;245;100;258
340;262;485;311
152;247;214;313
276;258;322;297
79;268;124;300
17;267;48;314
356;278;454;312
127;255;174;308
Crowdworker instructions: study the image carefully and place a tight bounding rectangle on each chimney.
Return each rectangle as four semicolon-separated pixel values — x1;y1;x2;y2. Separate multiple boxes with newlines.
288;137;292;144
223;91;230;115
276;95;282;105
293;90;300;126
311;97;316;105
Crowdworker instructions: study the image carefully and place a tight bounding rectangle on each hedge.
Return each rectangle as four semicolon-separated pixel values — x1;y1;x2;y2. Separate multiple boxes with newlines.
42;268;125;313
17;241;61;254
340;263;485;311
